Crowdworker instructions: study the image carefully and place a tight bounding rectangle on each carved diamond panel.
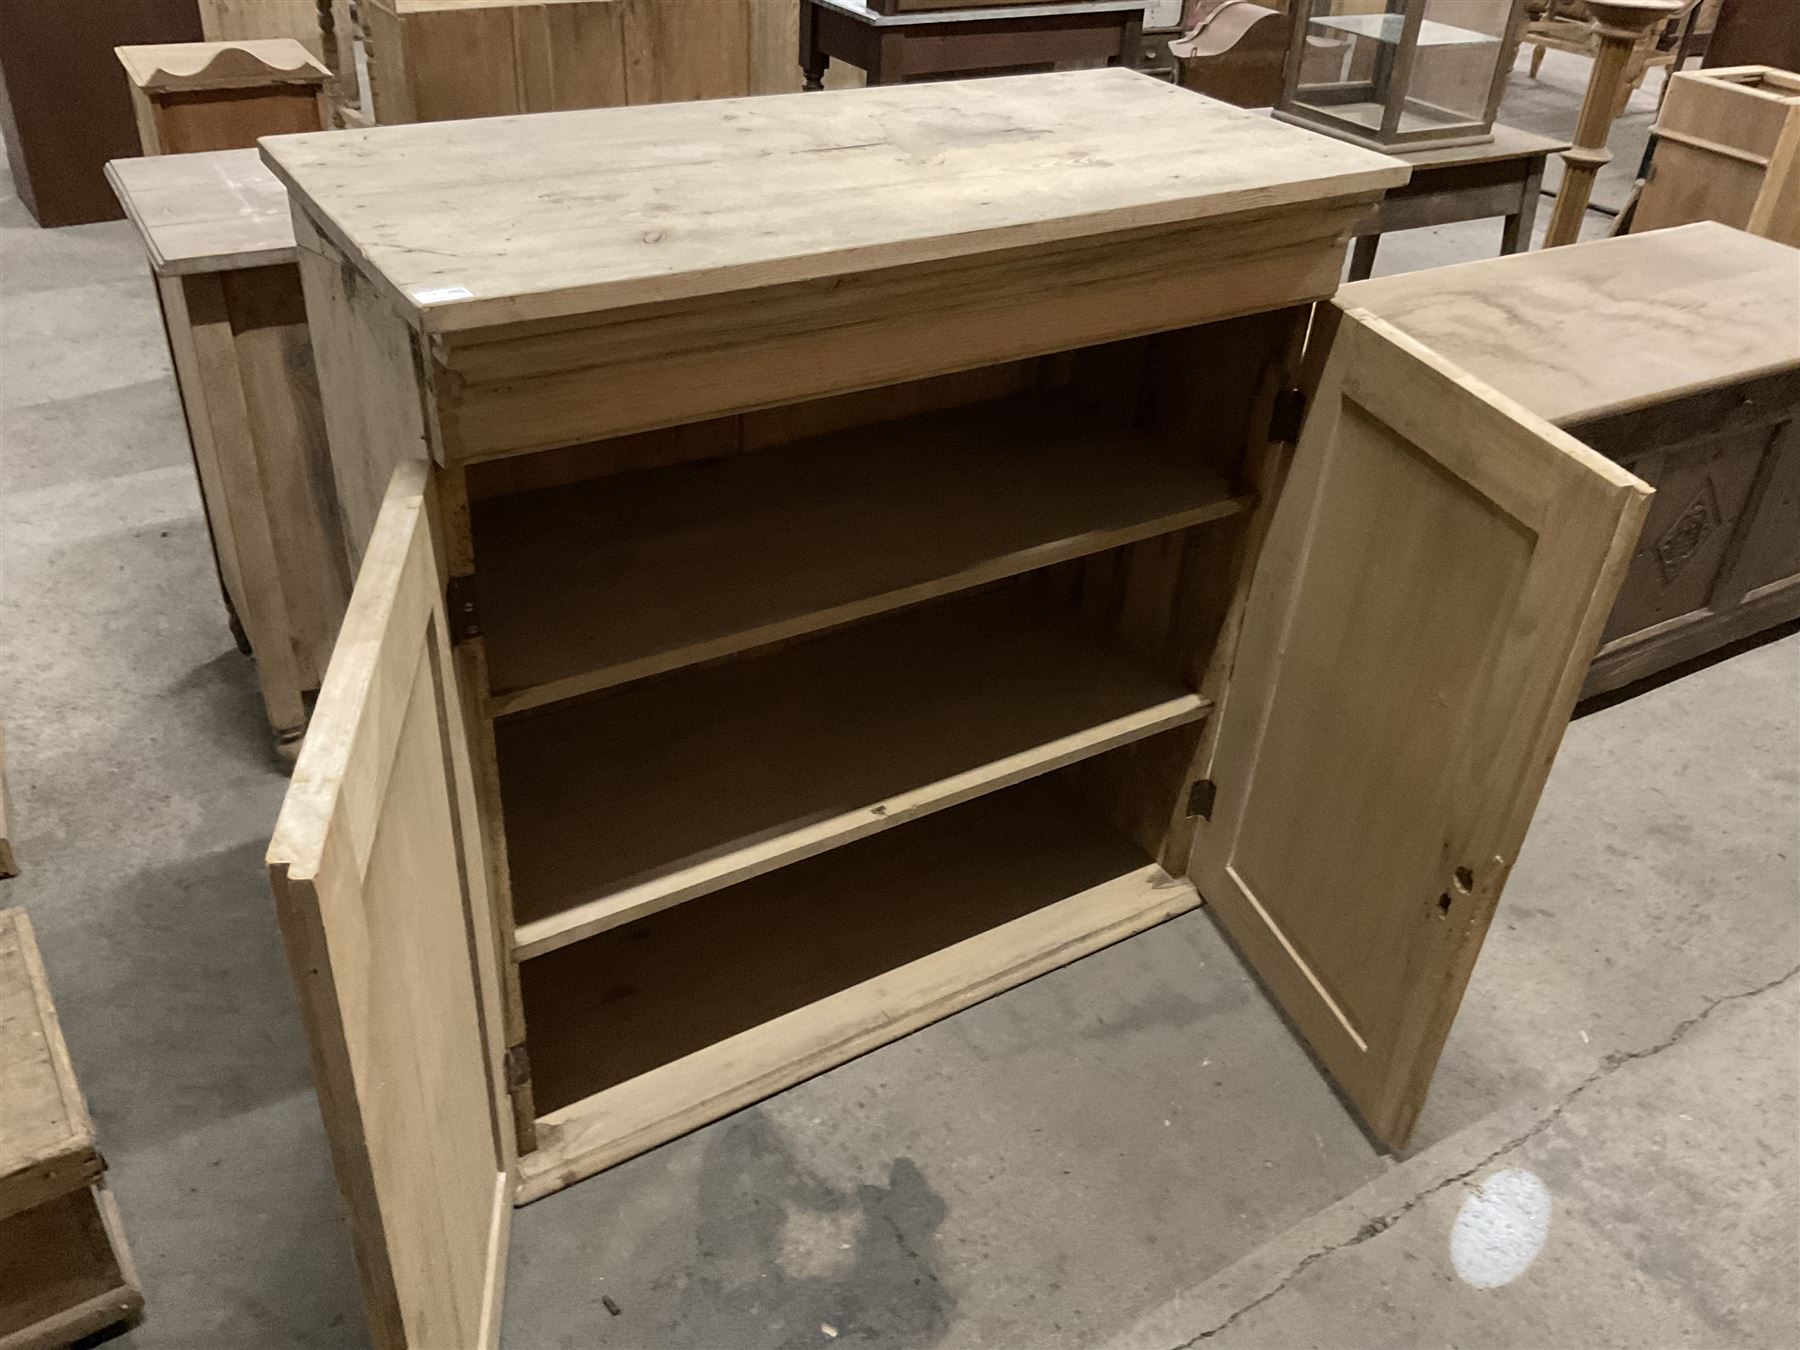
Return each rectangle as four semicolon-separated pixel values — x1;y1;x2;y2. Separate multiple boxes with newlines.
1654;476;1720;584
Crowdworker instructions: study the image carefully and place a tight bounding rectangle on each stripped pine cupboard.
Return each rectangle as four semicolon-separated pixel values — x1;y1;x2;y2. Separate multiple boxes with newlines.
260;71;1650;1347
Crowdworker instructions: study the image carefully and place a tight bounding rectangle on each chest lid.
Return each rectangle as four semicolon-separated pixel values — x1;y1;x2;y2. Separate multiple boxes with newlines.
1338;223;1800;425
259;69;1407;336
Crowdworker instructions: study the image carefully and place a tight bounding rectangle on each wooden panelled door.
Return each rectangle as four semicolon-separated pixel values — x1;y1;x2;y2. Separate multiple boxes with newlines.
1190;307;1652;1149
267;460;513;1350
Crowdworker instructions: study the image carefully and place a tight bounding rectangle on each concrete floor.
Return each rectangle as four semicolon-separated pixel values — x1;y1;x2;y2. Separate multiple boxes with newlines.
2;55;1796;1350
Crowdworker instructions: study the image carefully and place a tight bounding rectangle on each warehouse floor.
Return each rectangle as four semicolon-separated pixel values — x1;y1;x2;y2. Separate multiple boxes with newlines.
2;54;1796;1350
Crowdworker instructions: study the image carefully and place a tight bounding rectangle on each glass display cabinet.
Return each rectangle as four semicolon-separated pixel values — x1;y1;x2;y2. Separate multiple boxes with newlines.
1275;0;1528;150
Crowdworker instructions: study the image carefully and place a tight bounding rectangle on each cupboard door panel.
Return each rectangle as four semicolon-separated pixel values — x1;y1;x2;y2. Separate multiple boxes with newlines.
1190;308;1651;1149
268;460;512;1350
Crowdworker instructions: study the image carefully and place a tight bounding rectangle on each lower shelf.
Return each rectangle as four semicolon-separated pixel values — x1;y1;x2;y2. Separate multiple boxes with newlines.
515;778;1201;1203
501;589;1208;958
0;1184;142;1350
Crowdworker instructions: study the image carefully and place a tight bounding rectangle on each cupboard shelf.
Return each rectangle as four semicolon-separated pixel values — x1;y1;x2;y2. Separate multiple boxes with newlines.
500;589;1210;959
515;778;1201;1198
473;393;1246;716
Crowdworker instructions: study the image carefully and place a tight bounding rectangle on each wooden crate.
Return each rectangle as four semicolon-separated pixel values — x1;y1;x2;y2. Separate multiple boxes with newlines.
108;149;351;759
1343;222;1800;697
1634;64;1800;247
0;910;142;1349
257;72;1673;1348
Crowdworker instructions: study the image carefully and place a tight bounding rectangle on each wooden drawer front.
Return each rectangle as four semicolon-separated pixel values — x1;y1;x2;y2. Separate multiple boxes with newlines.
426;205;1371;463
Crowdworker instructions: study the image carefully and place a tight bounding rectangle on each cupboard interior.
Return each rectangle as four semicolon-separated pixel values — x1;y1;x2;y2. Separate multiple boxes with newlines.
462;308;1303;1172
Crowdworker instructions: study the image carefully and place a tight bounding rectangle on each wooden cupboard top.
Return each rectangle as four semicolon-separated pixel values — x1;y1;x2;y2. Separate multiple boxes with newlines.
259;69;1408;334
1337;223;1800;424
106;148;295;275
0;909;101;1220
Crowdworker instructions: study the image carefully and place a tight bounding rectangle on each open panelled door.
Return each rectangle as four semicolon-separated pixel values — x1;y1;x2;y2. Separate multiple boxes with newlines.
268;460;513;1350
1191;307;1651;1149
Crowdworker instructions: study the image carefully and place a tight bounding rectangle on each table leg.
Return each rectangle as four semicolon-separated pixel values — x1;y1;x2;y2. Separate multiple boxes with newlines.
1112;15;1143;67
1501;158;1546;254
1348;233;1380;282
799;0;828;91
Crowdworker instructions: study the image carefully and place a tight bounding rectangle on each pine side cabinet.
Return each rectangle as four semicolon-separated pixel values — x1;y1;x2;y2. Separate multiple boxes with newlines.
259;71;1651;1349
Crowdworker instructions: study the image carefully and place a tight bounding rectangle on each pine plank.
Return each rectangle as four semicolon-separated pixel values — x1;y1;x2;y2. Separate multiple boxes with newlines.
516;780;1200;1199
0;910;99;1221
474;393;1246;715
501;591;1209;957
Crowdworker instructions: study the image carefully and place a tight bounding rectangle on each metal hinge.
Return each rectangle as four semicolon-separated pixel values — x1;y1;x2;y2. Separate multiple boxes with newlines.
1186;778;1217;821
504;1043;531;1093
1269;388;1308;444
446;573;480;644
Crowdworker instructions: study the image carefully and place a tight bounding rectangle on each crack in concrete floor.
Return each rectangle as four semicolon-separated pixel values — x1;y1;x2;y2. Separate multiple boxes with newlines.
1172;961;1800;1347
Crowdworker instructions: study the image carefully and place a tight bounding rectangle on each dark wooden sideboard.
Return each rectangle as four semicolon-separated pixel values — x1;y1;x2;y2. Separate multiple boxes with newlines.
0;0;203;225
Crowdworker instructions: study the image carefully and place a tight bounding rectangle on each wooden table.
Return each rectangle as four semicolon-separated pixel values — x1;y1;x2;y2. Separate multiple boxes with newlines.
1346;123;1568;281
107;149;350;760
801;0;1147;87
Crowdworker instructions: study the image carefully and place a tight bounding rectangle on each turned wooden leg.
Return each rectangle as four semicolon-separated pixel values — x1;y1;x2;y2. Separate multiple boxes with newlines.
1542;0;1678;248
799;0;827;90
1528;43;1545;78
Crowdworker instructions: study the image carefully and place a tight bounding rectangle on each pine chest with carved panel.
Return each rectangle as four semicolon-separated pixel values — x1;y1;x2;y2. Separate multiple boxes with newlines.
1342;222;1800;698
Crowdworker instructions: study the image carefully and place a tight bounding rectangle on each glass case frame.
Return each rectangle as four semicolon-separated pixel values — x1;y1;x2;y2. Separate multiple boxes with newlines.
1274;0;1530;151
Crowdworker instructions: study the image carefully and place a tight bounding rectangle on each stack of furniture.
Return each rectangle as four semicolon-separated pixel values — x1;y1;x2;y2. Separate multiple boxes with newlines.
116;39;330;155
0;909;143;1348
1633;65;1800;247
247;71;1687;1347
108;148;347;760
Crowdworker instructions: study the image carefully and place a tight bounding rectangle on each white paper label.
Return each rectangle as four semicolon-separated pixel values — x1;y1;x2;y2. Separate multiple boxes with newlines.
412;285;474;303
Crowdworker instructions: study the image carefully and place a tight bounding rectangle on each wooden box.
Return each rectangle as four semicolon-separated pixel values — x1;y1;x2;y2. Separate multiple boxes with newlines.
258;71;1658;1347
108;149;350;758
1343;223;1800;697
1634;65;1800;248
0;910;142;1349
116;38;329;155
